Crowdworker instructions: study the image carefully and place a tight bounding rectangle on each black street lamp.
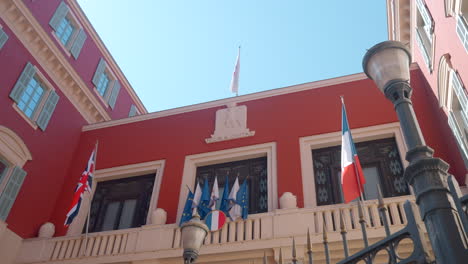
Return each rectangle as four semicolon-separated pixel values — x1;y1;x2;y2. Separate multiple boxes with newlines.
363;40;468;263
180;214;209;264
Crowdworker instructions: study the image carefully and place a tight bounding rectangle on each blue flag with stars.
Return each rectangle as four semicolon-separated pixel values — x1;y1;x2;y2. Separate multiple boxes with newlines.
237;179;249;220
179;189;194;226
219;175;230;216
198;178;211;219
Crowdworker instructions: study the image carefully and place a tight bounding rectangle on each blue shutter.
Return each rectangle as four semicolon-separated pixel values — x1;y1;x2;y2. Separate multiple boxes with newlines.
49;1;69;31
0;28;8;50
108;80;121;109
0;167;27;221
70;29;87;59
10;62;36;103
128;104;138;117
92;58;106;87
37;91;60;131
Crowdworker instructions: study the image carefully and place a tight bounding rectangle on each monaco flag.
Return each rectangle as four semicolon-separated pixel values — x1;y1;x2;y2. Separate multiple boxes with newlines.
341;99;366;203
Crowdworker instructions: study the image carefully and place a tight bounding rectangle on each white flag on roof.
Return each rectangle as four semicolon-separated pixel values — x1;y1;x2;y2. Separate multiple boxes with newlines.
229;47;240;94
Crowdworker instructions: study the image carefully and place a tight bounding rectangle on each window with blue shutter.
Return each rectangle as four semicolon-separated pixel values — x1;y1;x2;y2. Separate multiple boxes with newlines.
50;1;87;59
10;62;60;131
92;58;121;109
0;27;8;50
0;166;27;221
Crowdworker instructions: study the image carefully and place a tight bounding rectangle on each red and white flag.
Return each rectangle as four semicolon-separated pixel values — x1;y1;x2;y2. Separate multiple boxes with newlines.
229;47;240;94
341;99;366;203
64;144;97;226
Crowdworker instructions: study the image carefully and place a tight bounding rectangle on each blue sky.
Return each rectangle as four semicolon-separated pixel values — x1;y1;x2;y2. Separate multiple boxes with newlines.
77;0;388;112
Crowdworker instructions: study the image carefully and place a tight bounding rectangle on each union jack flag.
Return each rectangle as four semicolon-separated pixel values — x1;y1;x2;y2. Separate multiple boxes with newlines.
64;147;96;226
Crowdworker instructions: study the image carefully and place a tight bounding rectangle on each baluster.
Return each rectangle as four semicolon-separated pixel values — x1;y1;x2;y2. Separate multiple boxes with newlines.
370;204;381;227
245;219;253;241
98;236;108;256
71;239;81;258
333;209;340;231
343;207;353;230
323;222;330;264
389;202;401;225
340;210;349;258
292;237;298;264
91;237;100;256
316;211;323;234
263;251;268;264
51;241;62;260
113;234;122;254
279;247;284;264
228;221;236;242
64;239;75;259
120;233;128;253
173;228;181;248
58;240;68;260
351;206;359;229
399;201;408;224
325;210;333;232
253;218;261;239
306;228;313;264
220;221;228;243
357;200;369;248
204;231;211;245
212;230;220;244
237;220;245;242
377;186;390;236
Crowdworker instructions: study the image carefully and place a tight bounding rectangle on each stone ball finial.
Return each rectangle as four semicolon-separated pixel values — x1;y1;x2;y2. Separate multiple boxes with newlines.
38;222;55;238
151;208;167;225
280;192;297;209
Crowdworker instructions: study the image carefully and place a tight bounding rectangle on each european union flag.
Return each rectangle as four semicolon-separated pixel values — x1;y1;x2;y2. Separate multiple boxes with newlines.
198;178;211;219
237;179;249;220
219;175;230;216
179;189;194;226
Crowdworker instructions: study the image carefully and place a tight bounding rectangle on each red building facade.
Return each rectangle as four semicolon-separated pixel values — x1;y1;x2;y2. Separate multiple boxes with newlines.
0;1;466;264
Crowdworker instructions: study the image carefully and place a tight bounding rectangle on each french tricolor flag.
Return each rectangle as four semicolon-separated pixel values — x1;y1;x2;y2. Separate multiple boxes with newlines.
341;98;366;203
205;210;227;231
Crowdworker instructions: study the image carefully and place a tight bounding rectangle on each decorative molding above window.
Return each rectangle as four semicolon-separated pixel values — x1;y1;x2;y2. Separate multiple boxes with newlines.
92;58;121;109
9;62;60;131
49;1;87;59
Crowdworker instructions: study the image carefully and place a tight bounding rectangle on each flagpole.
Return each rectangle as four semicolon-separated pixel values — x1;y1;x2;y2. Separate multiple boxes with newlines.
340;96;365;202
83;140;98;257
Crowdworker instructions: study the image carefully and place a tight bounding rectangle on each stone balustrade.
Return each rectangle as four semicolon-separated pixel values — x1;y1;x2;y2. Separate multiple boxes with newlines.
16;195;415;264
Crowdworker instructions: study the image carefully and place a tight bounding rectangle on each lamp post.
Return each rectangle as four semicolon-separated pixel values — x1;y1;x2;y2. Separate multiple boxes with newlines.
180;214;209;264
363;41;468;263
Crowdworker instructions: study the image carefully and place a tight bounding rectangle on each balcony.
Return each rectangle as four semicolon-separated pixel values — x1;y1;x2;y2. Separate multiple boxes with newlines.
16;195;423;264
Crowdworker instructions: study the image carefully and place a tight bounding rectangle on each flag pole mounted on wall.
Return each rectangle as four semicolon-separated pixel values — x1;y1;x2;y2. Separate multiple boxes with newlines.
230;46;241;96
340;96;366;203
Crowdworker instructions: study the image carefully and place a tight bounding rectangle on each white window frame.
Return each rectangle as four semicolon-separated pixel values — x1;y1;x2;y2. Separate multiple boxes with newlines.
10;63;58;131
176;142;278;222
66;160;165;236
456;0;468;52
299;122;409;208
415;0;435;71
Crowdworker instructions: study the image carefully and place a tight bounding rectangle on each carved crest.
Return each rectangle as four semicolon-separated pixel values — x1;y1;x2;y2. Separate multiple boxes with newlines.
205;103;255;143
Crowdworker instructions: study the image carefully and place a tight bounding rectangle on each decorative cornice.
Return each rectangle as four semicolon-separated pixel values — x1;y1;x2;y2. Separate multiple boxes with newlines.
387;0;412;51
68;0;147;114
82;64;420;132
0;0;111;123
